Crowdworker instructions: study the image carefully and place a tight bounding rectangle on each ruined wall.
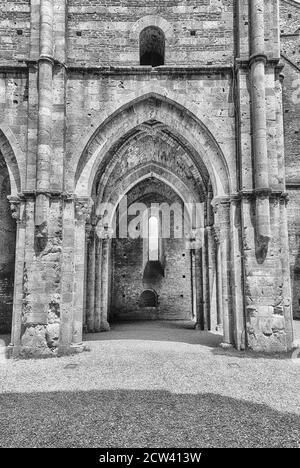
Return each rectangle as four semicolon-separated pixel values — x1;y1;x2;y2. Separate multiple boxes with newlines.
67;0;234;67
20;198;62;357
0;0;30;63
66;71;236;194
280;0;300;318
112;236;192;321
111;181;193;322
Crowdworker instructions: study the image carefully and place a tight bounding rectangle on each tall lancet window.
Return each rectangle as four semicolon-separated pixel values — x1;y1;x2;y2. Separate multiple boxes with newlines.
148;215;159;261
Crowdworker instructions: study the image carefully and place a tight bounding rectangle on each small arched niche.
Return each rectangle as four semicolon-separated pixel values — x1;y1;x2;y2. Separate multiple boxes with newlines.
140;26;165;67
140;289;158;308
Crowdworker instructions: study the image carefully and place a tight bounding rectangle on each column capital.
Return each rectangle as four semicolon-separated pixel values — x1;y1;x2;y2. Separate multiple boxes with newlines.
7;195;24;223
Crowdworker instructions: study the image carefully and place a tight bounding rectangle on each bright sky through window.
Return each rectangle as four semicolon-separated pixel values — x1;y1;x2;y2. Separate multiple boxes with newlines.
149;216;159;261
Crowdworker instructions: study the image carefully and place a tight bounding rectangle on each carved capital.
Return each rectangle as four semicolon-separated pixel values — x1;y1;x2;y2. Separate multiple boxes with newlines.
7;195;22;222
75;197;94;225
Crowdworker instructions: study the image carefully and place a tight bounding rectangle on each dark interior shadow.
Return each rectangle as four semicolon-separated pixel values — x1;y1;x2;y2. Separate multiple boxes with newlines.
1;389;299;448
0;333;10;346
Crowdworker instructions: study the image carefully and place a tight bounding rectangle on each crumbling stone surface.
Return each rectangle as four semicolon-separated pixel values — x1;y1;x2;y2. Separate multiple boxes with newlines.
20;325;53;358
0;1;298;357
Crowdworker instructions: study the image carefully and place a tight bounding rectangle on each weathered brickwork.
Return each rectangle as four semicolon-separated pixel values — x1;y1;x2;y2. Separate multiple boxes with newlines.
0;0;298;357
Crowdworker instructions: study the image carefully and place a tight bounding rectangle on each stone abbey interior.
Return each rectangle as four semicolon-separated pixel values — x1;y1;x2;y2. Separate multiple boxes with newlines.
0;0;300;357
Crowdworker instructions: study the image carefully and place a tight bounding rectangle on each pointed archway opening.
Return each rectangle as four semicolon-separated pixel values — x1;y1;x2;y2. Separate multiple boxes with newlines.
0;150;16;336
81;119;226;337
110;177;194;322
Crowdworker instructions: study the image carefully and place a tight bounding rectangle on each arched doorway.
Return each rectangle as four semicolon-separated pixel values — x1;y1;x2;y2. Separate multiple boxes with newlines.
110;177;194;322
71;94;236;347
0;150;16;334
82;120;222;332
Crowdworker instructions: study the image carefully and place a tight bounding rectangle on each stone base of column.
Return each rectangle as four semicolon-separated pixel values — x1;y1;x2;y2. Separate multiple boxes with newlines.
7;343;15;359
100;320;110;332
219;342;234;350
194;322;202;330
70;342;86;354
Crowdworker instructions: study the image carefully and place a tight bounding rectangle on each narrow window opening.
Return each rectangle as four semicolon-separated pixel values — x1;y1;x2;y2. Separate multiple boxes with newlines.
148;215;159;261
140;26;165;67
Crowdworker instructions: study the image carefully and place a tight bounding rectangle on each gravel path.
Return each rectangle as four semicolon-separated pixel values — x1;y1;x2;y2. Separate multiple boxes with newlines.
0;321;299;448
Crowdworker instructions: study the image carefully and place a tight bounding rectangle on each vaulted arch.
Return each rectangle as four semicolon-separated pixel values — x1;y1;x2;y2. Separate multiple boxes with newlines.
72;93;231;198
95;163;201;228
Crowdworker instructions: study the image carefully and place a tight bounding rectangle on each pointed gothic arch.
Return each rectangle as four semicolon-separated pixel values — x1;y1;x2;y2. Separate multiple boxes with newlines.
71;93;231;199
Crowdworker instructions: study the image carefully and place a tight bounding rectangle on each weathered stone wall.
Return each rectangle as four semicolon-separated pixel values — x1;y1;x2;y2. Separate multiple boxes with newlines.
112;237;192;321
66;71;235;194
110;179;193;322
0;0;30;63
67;0;234;67
280;0;300;318
0;0;298;355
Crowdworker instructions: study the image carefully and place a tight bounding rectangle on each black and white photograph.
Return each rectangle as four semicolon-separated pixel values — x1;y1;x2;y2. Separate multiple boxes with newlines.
0;0;299;454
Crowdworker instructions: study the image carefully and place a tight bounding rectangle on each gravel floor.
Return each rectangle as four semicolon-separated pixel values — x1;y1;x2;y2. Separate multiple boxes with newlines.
0;321;299;448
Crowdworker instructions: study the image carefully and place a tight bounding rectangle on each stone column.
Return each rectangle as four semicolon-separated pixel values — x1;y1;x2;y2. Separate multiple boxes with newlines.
83;223;91;333
100;236;111;331
35;0;54;232
95;222;112;331
59;195;75;354
190;248;197;322
189;229;203;330
214;199;233;346
275;72;286;192
280;196;294;349
72;198;93;348
202;228;209;331
94;236;102;332
207;226;217;331
85;225;96;333
230;197;246;350
249;0;271;246
215;231;223;332
7;197;26;357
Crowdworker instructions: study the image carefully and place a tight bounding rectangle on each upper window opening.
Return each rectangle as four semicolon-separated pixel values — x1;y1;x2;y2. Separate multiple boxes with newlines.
148;215;159;261
140;26;165;67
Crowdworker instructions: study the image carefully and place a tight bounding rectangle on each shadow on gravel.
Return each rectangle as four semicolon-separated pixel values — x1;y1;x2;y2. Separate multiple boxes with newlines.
1;389;299;448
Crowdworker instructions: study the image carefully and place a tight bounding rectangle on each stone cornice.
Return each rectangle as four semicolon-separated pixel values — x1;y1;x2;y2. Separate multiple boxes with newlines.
235;57;283;71
0;62;233;76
